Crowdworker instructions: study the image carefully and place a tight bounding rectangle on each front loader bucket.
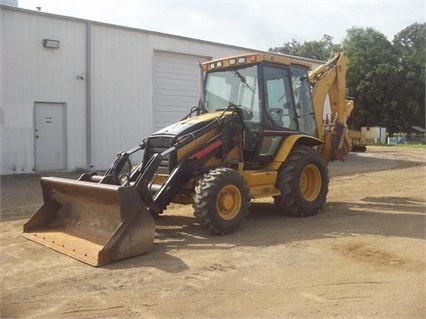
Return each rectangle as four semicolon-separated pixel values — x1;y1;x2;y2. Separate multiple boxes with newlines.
23;177;155;266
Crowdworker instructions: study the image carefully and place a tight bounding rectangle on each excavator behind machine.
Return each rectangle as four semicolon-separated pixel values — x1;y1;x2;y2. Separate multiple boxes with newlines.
349;129;367;152
23;52;354;266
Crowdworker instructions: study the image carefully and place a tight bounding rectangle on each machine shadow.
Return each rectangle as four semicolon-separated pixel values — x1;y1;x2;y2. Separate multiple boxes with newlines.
109;194;425;271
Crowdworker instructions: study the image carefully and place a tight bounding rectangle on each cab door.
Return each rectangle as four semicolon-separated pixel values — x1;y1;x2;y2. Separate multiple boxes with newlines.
257;65;297;159
290;65;318;137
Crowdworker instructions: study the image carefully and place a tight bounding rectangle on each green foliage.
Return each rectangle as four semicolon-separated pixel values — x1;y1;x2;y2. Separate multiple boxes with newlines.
342;27;402;133
269;23;426;135
269;34;341;61
392;23;426;132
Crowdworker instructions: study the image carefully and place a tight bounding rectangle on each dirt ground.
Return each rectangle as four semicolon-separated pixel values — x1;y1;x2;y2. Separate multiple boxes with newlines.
1;146;425;319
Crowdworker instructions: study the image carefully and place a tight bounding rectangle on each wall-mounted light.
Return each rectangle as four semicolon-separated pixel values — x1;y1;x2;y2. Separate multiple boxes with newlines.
43;39;60;49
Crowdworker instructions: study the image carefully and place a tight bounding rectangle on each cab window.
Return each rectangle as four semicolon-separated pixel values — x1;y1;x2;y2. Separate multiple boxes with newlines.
263;65;297;130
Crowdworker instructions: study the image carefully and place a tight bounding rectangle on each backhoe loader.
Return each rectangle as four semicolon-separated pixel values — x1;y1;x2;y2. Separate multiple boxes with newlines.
23;52;353;266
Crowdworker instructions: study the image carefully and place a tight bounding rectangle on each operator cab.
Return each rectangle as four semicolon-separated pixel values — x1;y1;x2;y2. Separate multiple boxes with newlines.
202;53;318;162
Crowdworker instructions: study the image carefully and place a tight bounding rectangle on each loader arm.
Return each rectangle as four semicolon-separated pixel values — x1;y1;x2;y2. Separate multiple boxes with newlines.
309;52;353;162
150;135;225;211
129;109;243;215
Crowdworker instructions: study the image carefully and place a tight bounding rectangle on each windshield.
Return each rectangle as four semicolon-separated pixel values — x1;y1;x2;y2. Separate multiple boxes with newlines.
204;65;260;120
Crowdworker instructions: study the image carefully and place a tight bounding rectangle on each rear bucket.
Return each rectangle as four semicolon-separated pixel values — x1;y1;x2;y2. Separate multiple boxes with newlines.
23;177;155;266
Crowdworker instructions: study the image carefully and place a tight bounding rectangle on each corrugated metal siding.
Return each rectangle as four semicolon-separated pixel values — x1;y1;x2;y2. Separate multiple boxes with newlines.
90;25;151;169
153;51;209;132
1;9;86;173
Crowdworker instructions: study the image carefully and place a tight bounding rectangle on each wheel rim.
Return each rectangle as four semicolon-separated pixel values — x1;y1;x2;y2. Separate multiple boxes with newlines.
300;164;321;201
216;185;242;220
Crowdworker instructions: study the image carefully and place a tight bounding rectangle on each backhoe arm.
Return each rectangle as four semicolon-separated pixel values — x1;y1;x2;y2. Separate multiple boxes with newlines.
309;52;353;162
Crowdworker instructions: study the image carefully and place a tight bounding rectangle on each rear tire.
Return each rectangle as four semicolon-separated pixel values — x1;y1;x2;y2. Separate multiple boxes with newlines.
274;146;329;217
193;168;250;235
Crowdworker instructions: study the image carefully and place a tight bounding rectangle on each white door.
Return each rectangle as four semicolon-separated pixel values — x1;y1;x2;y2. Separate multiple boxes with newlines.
34;103;66;171
153;51;210;132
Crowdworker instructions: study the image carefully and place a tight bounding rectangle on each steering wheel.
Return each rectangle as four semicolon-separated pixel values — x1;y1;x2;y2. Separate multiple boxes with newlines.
232;104;253;121
268;108;284;126
268;108;283;116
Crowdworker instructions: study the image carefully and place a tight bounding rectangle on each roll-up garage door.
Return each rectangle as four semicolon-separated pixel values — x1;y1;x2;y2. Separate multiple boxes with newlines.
153;51;210;132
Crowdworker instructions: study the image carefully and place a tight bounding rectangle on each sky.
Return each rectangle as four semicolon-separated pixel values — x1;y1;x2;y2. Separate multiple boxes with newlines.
17;0;426;51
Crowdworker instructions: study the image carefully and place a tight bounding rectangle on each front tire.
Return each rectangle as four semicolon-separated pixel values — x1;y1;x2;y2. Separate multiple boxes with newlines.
193;168;250;235
274;146;329;217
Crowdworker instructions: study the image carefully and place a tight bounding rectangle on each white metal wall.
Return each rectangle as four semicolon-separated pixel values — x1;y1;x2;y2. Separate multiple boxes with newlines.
0;8;86;173
89;25;151;169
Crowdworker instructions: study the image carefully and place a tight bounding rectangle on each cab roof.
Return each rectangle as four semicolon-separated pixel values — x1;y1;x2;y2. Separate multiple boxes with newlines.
202;53;312;72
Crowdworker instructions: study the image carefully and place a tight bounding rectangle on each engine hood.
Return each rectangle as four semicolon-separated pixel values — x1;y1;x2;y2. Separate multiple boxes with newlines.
150;111;228;138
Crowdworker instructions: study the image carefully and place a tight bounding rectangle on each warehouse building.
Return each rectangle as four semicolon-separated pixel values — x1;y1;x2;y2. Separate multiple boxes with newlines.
0;4;320;174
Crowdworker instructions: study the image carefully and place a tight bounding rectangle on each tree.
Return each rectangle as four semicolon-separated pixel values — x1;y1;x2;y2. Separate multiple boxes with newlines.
392;23;426;131
341;27;403;133
269;35;341;61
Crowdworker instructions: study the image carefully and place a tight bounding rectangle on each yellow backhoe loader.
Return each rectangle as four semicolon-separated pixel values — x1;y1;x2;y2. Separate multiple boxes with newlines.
23;52;353;266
